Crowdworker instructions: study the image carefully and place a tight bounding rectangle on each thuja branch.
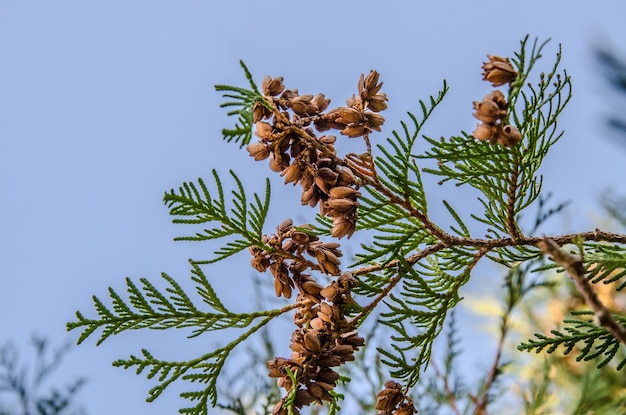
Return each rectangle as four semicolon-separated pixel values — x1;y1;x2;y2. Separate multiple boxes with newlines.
537;237;626;346
70;37;626;415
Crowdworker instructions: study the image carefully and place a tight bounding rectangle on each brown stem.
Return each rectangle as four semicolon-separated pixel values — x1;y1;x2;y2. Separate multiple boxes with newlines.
430;359;463;415
348;242;448;327
537;237;626;346
506;159;522;240
348;230;626;279
473;303;509;415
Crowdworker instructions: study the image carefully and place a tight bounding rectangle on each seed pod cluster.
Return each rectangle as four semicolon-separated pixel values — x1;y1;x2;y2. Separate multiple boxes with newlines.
249;219;345;299
246;71;387;238
375;381;417;415
472;55;521;147
268;273;364;415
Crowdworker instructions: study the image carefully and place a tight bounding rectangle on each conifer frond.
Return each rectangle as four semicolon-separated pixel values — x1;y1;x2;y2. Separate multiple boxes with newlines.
352;218;432;267
354;88;447;266
372;82;448;214
377;253;470;387
164;170;271;263
215;61;268;147
442;200;470;237
518;311;626;370
67;267;289;345
113;316;273;412
584;243;626;290
421;39;571;241
351;270;389;298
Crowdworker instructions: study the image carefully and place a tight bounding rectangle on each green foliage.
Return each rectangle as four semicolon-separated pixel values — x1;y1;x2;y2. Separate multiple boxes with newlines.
518;310;626;370
377;253;472;388
164;170;271;263
215;60;268;147
353;86;447;268
67;264;293;410
584;243;626;290
112;316;271;413
68;36;626;414
421;36;571;244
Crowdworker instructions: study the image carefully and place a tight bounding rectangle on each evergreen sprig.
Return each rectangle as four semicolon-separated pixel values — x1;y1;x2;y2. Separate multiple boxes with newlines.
518;310;626;370
68;36;626;414
354;86;448;267
420;37;571;245
67;263;293;411
67;263;290;344
215;60;269;147
112;316;273;413
164;169;271;263
584;243;626;290
377;253;471;387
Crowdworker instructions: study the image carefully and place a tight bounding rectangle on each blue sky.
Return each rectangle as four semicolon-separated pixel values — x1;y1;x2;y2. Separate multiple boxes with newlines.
2;1;626;414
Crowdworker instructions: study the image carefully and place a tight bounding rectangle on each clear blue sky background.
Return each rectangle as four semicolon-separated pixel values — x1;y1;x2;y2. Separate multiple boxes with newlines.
2;1;626;414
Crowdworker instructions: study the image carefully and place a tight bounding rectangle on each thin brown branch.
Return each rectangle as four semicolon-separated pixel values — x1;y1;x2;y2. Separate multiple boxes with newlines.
537;237;626;346
506;160;522;240
348;242;448;328
349;231;626;278
430;359;463;415
473;300;510;414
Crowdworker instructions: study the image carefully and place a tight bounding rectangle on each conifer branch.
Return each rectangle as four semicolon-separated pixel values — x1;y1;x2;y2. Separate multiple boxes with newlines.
69;38;626;414
537;237;626;346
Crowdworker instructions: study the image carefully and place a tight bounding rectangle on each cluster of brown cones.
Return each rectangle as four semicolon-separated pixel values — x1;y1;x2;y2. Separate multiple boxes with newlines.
472;55;522;147
267;273;364;415
246;71;387;238
249;218;344;299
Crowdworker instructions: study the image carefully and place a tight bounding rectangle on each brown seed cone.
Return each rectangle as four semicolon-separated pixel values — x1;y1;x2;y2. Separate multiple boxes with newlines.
329;186;361;199
473;122;496;142
269;153;287;172
482;55;517;87
246;142;270;160
289;94;315;116
254;121;274;140
306;382;333;402
341;124;369;138
366;92;388;112
262;75;286;96
336;107;364;124
278;218;294;234
376;382;404;412
301;186;321;207
316;368;339;384
327;197;358;213
252;101;272;123
293;389;316;407
340;331;365;347
336;169;357;186
303;332;323;354
282;162;303;184
472;99;505;124
331;216;357;239
291;231;313;245
486;89;507;109
365;111;385;130
318;355;343;367
497;124;522;147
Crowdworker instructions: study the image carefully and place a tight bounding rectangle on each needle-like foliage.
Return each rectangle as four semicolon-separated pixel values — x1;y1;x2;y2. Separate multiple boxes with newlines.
519;310;626;370
68;36;626;414
164;170;271;263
